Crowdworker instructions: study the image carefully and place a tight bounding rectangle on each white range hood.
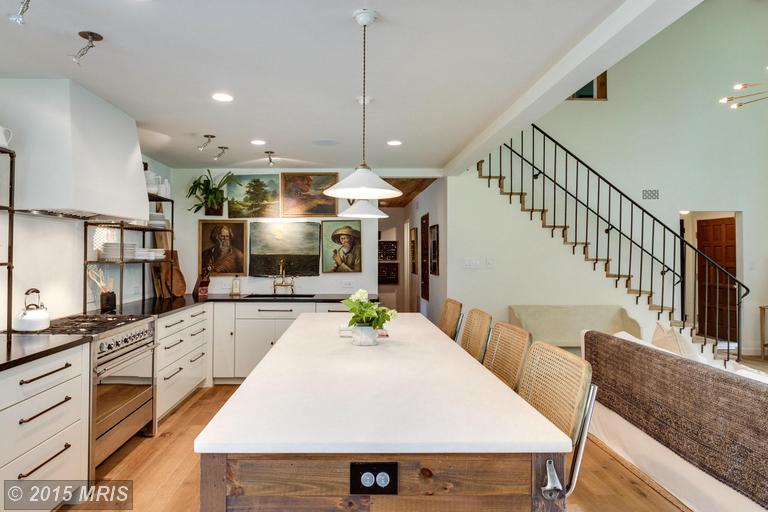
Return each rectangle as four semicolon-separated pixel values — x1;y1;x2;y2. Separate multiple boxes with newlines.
0;79;148;220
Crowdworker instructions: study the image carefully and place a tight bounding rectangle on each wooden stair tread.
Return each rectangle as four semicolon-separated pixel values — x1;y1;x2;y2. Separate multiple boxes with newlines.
522;208;548;213
649;304;674;312
627;289;652;296
500;191;527;197
606;273;632;279
586;257;610;262
670;320;695;328
543;225;568;229
565;241;590;246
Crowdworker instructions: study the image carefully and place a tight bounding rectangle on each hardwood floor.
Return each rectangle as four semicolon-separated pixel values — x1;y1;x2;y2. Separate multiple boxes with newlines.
742;355;768;372
97;385;686;512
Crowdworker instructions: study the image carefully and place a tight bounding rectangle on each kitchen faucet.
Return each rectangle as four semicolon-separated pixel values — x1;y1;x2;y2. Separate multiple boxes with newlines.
273;258;295;295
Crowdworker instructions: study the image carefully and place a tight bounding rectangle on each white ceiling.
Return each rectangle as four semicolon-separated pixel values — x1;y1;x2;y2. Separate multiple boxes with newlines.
0;0;625;169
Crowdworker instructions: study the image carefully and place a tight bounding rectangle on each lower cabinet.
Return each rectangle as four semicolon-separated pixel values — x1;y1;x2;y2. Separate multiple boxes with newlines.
234;319;275;378
156;305;209;419
214;301;319;379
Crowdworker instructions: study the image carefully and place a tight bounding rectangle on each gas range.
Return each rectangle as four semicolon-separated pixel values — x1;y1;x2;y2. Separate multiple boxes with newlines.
41;314;154;357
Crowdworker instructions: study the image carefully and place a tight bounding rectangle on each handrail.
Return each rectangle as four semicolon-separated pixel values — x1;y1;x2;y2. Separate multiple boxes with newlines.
503;143;681;280
530;124;750;301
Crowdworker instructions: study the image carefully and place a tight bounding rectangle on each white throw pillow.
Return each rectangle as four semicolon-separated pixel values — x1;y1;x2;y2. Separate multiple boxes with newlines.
612;330;649;345
651;323;681;355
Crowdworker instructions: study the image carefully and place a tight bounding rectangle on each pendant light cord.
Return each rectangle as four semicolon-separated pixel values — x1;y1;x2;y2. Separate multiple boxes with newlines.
362;24;367;165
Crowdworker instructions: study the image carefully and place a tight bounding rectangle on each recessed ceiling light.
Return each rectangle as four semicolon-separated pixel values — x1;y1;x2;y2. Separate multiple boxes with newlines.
250;139;266;145
387;140;402;146
212;92;233;102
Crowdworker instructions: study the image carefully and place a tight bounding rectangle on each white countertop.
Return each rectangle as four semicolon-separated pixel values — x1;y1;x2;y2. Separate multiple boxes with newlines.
194;313;572;454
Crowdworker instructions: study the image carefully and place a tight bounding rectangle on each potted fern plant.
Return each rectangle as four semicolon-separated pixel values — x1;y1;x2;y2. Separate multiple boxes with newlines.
186;169;240;216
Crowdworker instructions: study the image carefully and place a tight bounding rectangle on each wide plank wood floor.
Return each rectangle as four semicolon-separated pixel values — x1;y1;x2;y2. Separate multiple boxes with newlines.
97;385;685;512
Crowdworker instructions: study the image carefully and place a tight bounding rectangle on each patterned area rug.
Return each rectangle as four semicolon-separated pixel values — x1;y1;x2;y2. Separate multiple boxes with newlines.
583;331;768;508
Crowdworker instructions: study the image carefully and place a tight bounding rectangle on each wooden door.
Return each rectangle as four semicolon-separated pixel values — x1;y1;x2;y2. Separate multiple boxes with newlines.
420;214;429;300
696;217;737;341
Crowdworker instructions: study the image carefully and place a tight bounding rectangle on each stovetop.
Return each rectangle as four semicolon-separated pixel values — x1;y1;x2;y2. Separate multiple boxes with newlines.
40;314;152;336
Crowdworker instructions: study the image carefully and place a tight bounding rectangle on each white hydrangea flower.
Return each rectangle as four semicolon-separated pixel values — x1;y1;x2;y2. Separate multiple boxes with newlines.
350;289;369;302
390;310;398;320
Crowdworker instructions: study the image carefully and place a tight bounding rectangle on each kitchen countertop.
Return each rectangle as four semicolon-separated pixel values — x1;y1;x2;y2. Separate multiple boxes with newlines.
1;333;91;372
194;313;572;454
107;293;376;319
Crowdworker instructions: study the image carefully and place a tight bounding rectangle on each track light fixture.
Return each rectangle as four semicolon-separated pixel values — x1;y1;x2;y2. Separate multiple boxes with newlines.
197;134;216;151
265;150;275;167
213;146;228;161
70;31;103;65
8;0;30;25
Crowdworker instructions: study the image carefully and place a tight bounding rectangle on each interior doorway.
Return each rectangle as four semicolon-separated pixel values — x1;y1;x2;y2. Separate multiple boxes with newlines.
680;211;741;342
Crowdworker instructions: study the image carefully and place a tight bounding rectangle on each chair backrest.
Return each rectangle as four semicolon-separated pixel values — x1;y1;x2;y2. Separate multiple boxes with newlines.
437;298;463;339
459;308;492;361
483;322;530;389
517;341;592;444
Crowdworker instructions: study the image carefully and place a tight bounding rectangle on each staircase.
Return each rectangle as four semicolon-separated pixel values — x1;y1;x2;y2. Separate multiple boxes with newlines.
474;124;750;362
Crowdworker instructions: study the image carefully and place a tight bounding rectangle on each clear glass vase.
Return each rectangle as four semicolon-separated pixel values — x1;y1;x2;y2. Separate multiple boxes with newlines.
351;325;378;346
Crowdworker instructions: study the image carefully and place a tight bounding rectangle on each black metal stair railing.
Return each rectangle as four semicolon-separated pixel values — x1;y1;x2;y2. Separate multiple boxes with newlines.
477;124;749;363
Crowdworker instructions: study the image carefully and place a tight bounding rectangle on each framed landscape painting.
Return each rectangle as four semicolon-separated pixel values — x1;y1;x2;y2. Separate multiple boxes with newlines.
281;173;338;217
321;220;362;273
198;220;247;276
249;221;320;277
227;174;279;218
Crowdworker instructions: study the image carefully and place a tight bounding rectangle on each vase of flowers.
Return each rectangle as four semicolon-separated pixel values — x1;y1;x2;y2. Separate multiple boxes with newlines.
342;289;397;346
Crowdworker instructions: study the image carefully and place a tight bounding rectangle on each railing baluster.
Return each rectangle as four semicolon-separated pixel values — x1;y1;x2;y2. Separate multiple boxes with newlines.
585;171;590;259
595;177;600;268
639;213;645;302
487;152;492;188
617;195;622;286
671;235;677;325
509;138;514;204
564;154;568;236
650;220;656;312
574;161;579;253
661;229;666;316
520;131;524;201
704;261;710;345
727;274;731;362
553;144;557;233
629;204;634;292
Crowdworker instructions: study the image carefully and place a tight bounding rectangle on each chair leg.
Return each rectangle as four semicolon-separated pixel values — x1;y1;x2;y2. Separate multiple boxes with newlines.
565;384;598;497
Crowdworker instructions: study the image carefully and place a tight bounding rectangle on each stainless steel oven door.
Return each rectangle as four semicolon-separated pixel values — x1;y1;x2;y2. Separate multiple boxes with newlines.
93;342;157;440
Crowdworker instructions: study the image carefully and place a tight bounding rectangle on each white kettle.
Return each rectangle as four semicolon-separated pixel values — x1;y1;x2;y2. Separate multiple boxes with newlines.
15;288;51;332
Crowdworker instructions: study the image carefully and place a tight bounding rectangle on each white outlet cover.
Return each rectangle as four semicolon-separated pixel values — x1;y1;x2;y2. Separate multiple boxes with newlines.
342;280;353;288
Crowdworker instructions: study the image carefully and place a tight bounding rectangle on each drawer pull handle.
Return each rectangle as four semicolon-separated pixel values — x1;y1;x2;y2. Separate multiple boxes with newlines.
18;442;71;479
191;328;206;336
327;309;348;313
165;319;185;328
164;367;183;381
258;308;293;312
190;310;206;318
189;352;206;363
19;396;72;425
19;362;72;386
164;339;185;350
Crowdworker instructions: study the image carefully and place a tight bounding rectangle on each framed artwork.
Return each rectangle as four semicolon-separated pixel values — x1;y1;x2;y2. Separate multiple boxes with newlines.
322;220;362;273
281;173;338;217
198;220;247;276
249;221;320;277
420;214;429;300
429;224;439;276
410;227;418;274
227;174;280;218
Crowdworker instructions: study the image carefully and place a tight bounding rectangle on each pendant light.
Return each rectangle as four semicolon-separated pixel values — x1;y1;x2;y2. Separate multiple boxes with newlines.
325;9;402;217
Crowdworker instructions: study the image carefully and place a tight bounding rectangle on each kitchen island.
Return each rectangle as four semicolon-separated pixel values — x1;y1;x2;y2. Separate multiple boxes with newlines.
194;313;572;511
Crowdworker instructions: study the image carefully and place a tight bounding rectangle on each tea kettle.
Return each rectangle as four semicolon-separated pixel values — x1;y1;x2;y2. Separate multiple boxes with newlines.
15;288;51;332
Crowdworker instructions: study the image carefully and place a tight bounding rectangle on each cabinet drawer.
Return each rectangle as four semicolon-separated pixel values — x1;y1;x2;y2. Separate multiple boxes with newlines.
236;302;315;319
157;345;206;419
156;306;208;340
157;323;208;370
0;346;84;411
0;420;84;486
315;302;350;313
0;376;83;467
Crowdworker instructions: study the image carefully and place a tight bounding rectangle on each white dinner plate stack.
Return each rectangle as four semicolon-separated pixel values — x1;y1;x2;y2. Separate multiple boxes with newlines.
100;243;136;261
134;248;166;261
149;212;167;229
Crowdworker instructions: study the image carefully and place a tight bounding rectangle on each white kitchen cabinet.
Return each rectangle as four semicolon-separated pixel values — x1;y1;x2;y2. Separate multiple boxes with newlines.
315;302;350;313
234;319;275;378
275;319;294;340
213;303;236;378
156;305;209;419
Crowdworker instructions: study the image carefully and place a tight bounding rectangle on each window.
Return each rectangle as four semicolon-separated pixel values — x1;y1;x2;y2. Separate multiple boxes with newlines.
568;71;607;100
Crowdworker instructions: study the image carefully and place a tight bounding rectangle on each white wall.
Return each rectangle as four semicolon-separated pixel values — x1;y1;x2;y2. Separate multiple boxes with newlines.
446;0;767;352
533;0;767;352
404;179;447;322
170;169;378;296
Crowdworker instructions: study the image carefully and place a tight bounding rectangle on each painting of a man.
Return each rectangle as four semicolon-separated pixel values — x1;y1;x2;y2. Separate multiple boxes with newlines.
322;221;362;273
199;220;247;275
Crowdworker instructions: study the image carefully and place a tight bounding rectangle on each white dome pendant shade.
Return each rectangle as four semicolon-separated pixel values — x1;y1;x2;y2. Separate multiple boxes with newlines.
338;199;388;219
324;164;401;200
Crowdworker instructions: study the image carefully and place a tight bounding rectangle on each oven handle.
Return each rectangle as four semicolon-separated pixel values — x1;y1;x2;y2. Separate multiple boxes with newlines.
95;343;158;377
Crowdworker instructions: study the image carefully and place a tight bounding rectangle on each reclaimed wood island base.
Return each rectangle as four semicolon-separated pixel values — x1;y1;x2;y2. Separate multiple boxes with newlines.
201;452;564;511
196;314;571;512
